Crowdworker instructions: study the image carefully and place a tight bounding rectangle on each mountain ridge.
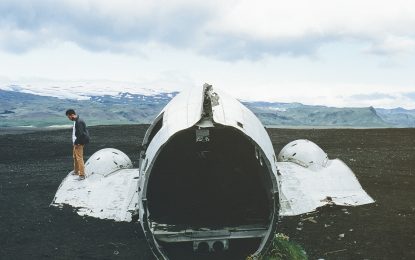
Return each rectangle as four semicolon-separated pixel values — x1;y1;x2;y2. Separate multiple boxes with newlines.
1;89;414;128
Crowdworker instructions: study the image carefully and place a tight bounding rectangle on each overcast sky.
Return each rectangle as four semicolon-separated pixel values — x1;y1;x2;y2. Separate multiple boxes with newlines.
1;0;415;108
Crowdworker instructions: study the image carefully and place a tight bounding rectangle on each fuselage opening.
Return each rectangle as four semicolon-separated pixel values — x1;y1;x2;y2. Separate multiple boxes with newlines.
146;125;277;259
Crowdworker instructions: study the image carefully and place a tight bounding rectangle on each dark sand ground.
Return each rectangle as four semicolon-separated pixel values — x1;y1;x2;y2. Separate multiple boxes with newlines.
0;125;414;259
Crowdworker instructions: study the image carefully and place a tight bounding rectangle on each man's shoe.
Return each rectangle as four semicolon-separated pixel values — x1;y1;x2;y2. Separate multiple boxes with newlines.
78;175;86;180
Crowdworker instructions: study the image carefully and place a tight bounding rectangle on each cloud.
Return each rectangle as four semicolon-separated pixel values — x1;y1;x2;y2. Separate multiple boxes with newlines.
403;92;415;101
197;32;338;60
341;92;415;109
0;0;216;53
348;93;396;101
365;35;415;55
1;0;415;60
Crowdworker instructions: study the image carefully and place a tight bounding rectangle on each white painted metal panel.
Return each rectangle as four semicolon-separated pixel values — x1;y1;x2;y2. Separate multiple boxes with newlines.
51;168;140;221
51;148;139;222
212;88;279;189
84;148;133;176
277;140;374;216
278;139;328;168
142;85;204;173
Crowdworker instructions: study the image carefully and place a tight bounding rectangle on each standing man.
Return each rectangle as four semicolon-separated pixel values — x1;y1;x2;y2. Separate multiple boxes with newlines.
66;109;90;180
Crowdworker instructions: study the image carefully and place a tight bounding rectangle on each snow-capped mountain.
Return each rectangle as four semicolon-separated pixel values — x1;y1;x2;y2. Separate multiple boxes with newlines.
0;81;176;100
1;85;415;128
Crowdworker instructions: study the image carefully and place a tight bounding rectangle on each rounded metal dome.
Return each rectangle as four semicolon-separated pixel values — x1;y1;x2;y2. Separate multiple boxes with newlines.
85;148;133;176
278;139;328;169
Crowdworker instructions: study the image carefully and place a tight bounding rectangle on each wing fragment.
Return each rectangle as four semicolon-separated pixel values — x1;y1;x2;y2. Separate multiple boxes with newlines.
277;140;374;216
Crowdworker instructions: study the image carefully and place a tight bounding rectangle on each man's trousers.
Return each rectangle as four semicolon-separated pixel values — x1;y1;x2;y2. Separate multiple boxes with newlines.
73;144;85;176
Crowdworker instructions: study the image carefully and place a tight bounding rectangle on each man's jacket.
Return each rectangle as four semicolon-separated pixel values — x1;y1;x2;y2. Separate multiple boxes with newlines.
74;116;90;145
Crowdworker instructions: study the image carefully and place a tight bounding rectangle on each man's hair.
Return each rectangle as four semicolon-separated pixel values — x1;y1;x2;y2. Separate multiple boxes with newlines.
65;109;76;116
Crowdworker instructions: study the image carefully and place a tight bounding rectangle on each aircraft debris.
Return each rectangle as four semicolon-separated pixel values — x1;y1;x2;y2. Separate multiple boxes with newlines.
51;84;374;260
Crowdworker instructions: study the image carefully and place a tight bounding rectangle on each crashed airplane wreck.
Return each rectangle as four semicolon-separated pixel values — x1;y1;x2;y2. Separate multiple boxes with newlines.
51;84;374;259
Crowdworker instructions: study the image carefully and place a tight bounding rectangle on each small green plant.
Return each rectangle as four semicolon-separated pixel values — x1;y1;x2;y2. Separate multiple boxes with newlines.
247;233;308;260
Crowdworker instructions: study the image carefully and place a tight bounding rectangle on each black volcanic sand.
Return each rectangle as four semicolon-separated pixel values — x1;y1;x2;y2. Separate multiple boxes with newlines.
0;125;414;259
